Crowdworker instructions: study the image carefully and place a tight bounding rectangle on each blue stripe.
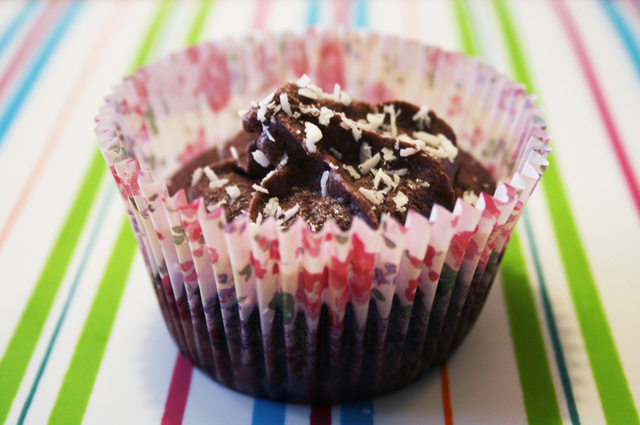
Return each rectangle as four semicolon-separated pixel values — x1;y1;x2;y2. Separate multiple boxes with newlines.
523;211;581;425
0;0;39;62
307;0;321;26
0;0;83;151
251;399;286;425
353;0;368;28
600;0;640;84
16;184;115;425
340;400;374;425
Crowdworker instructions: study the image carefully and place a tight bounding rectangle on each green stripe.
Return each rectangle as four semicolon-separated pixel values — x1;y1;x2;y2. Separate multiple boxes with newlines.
129;0;173;72
48;2;214;423
453;0;477;58
47;220;136;425
500;232;562;424
0;152;106;424
454;2;562;423
493;1;640;424
185;0;214;46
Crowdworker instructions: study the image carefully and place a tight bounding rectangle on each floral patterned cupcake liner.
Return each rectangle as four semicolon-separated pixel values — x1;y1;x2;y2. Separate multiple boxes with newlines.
95;29;550;403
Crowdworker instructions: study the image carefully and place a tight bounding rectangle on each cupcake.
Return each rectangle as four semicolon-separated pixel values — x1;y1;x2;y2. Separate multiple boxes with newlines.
95;29;550;404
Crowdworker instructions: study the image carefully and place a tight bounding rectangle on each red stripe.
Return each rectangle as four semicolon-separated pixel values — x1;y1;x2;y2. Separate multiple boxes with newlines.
0;0;124;253
310;405;332;425
0;1;64;103
551;0;640;219
441;363;454;425
161;353;194;425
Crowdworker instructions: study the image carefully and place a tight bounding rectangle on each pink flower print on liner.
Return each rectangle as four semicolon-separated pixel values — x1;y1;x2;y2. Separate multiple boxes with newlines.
448;230;474;270
297;267;329;321
316;39;345;93
180;260;198;284
363;81;395;104
194;46;231;113
180;128;207;166
349;234;376;305
447;94;463;117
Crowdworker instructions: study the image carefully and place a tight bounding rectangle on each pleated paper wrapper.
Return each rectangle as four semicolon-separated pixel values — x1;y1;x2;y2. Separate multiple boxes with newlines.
94;29;550;403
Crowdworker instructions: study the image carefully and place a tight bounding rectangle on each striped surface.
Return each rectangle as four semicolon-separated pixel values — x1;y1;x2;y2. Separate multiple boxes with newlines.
0;0;638;424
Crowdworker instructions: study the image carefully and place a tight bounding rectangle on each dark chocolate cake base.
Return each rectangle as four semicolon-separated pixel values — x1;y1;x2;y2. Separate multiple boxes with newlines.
151;262;500;404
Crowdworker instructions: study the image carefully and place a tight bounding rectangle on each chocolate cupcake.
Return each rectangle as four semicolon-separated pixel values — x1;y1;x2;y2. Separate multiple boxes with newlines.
95;30;550;403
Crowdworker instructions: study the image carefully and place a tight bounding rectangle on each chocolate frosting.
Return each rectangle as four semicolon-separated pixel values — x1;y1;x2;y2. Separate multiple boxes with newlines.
169;80;495;230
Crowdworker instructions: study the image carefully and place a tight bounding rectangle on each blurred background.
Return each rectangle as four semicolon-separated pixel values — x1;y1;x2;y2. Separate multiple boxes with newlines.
0;1;639;424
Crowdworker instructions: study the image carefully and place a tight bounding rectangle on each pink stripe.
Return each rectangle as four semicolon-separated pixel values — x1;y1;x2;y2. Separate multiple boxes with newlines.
552;0;640;219
310;405;332;425
0;0;64;104
252;0;271;31
333;0;349;26
161;353;194;425
0;0;125;253
630;0;640;24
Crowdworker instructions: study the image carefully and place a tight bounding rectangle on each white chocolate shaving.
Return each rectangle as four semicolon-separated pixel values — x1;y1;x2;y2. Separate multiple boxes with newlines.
340;91;352;106
263;197;280;216
383;104;399;137
320;171;329;198
252;184;269;194
252;150;270;167
412;105;431;130
262;124;275;141
393;191;409;212
359;142;372;163
280;93;292;116
191;167;204;187
297;74;312;87
463;190;479;205
304;122;323;153
343;164;361;180
225;185;241;202
358;152;381;175
359;187;385;205
283;203;300;221
318;106;335;126
207;199;227;211
381;147;396;162
229;146;239;160
298;87;318;99
373;168;384;190
299;105;320;116
400;147;418;157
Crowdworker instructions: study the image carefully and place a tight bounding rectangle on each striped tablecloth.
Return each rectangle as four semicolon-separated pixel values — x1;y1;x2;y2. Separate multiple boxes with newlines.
1;0;639;424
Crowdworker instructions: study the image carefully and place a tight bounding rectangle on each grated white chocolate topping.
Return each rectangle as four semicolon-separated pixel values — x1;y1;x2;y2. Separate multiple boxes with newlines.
252;150;270;167
191;167;204;187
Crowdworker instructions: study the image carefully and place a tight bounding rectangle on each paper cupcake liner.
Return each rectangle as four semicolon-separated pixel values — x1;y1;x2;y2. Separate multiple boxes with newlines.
95;29;550;403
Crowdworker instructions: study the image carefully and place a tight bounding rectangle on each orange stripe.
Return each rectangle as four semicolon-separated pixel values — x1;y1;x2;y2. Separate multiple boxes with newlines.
0;0;125;253
440;363;454;425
